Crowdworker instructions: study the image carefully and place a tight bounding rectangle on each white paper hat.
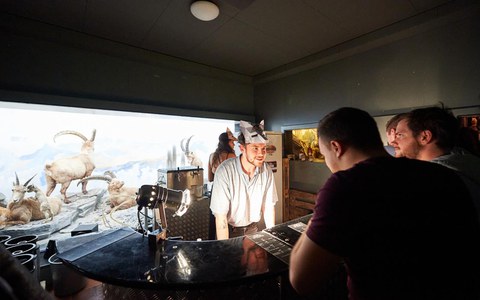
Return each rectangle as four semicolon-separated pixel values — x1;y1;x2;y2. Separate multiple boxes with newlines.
239;120;269;144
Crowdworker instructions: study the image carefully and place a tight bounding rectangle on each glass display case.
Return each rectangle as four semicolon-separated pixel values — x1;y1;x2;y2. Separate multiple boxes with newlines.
283;124;324;163
281;123;329;221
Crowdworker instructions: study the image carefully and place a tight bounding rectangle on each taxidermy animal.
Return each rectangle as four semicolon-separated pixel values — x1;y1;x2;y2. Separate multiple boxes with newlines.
180;135;203;167
78;171;137;211
28;184;62;221
0;173;44;228
45;129;96;203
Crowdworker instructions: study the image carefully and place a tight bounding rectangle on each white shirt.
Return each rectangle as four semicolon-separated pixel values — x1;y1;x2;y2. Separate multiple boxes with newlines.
210;155;278;227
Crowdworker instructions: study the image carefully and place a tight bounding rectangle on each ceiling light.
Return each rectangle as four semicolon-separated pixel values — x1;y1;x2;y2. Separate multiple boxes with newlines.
190;1;219;21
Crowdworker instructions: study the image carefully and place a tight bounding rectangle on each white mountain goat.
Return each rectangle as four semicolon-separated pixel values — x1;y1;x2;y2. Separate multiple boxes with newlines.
78;171;137;211
28;184;62;221
10;172;36;202
0;173;44;228
45;129;96;203
180;135;203;167
0;207;9;225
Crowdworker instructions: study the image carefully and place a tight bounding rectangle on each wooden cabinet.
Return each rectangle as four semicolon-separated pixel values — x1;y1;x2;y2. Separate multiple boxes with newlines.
282;158;290;222
282;158;316;222
285;189;316;221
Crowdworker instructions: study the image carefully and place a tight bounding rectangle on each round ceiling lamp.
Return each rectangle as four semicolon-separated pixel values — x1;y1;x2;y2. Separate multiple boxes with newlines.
190;1;219;21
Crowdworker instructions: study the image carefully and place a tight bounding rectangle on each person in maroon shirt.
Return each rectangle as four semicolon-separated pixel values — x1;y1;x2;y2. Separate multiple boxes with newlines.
289;107;480;300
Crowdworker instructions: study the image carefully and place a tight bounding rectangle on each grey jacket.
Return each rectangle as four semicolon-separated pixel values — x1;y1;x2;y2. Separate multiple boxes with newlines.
432;149;480;223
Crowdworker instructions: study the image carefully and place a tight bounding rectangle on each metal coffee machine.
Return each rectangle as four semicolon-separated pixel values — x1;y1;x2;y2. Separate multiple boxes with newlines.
157;166;204;199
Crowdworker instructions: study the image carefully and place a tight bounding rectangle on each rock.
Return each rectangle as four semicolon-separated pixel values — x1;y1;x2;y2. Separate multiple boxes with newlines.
1;188;107;241
0;193;6;207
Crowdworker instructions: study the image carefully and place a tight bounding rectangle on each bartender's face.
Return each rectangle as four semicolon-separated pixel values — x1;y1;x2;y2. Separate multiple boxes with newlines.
241;143;267;167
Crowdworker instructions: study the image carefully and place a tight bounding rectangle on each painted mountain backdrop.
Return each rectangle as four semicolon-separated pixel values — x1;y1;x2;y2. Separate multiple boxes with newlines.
0;101;236;200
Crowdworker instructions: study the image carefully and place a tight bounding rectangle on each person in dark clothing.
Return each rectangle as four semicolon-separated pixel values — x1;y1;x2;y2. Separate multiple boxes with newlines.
395;107;480;223
0;243;53;300
456;126;480;157
289;107;480;300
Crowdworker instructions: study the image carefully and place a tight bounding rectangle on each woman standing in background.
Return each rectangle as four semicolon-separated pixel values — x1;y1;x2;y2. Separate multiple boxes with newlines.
208;128;237;182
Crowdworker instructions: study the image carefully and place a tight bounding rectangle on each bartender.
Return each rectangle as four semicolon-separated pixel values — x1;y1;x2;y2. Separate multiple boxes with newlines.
210;120;278;239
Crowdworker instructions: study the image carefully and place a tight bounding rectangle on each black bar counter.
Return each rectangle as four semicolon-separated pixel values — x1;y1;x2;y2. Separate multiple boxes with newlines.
55;215;313;298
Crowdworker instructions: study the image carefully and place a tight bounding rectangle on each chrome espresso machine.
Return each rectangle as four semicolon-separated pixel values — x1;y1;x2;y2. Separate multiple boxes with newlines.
157;166;204;199
154;166;210;241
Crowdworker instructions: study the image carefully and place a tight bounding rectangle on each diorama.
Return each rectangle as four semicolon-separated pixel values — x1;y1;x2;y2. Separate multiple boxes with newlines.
457;114;480;139
283;125;323;163
0;101;236;244
456;113;480;154
291;128;322;162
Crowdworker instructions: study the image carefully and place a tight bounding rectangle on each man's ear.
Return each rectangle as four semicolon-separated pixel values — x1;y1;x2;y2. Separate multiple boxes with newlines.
419;130;433;145
330;140;343;158
239;144;246;152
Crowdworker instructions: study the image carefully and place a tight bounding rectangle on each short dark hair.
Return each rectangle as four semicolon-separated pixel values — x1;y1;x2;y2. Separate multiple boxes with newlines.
405;107;459;152
237;133;246;146
317;107;384;153
386;113;408;132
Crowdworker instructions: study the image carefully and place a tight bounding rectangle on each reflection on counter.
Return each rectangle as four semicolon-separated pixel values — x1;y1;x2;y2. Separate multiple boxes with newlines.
56;215;314;284
54;214;349;299
249;216;309;264
55;227;288;289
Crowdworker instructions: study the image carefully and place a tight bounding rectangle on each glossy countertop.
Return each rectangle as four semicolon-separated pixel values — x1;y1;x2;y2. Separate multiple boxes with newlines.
56;215;311;290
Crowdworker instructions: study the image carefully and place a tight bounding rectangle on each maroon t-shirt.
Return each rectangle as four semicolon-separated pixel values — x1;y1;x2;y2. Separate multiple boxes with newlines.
307;156;480;300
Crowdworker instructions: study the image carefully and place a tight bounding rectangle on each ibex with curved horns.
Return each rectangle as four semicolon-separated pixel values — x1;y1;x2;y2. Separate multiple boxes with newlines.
77;171;137;211
11;172;36;202
0;173;44;228
45;129;96;203
0;173;34;226
180;135;203;167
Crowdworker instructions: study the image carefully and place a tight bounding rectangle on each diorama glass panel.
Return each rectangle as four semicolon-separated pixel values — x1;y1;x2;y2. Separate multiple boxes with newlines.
457;114;480;155
284;128;323;162
0;101;236;244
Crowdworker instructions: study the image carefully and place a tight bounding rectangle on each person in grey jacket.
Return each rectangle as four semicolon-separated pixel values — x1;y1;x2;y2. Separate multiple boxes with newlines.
394;106;480;221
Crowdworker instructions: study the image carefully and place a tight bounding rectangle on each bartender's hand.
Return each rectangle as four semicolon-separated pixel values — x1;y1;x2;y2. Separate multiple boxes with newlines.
214;213;229;240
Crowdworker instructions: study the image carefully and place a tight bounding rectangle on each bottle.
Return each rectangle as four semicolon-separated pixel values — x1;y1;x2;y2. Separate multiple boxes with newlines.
307;147;313;161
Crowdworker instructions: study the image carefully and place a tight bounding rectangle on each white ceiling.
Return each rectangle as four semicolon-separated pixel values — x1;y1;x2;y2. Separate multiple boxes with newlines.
1;0;453;77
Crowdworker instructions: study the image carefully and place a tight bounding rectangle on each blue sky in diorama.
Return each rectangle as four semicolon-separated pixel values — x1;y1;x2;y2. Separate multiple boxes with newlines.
0;101;236;199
